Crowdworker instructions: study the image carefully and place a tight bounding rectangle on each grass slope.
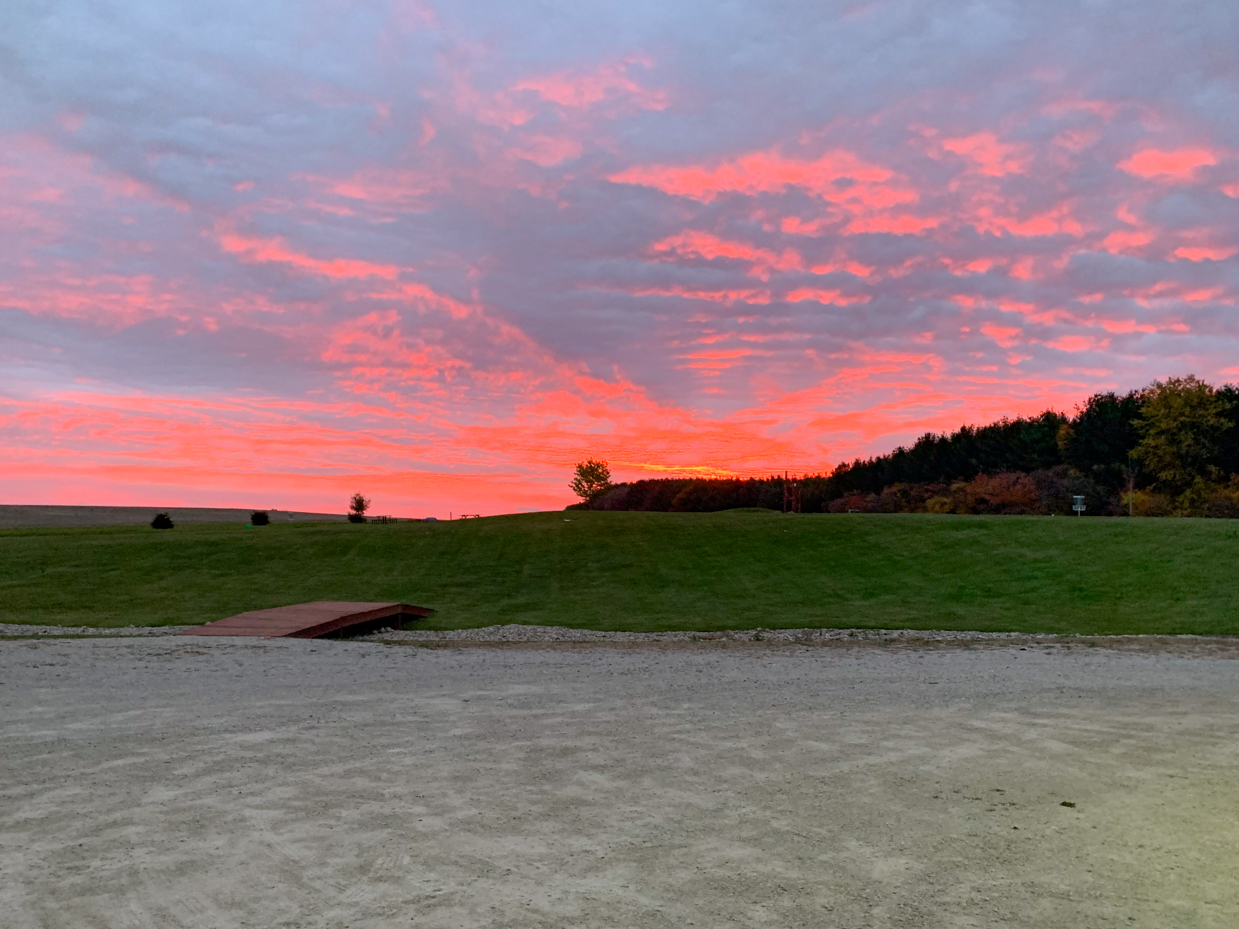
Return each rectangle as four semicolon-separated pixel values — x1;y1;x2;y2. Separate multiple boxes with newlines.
1;510;1237;634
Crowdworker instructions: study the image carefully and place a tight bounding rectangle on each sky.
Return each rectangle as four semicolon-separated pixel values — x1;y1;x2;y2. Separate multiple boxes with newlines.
1;0;1237;516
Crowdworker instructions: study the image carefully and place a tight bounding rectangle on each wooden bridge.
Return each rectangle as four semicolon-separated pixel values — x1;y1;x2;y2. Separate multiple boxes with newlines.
179;601;434;638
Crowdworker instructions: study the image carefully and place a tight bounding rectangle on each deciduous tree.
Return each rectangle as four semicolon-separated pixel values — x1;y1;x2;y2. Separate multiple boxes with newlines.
348;492;371;523
570;459;612;503
1133;376;1232;495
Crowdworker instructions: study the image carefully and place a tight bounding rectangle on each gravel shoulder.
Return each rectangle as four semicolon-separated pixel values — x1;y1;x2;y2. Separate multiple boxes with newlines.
2;635;1238;928
5;621;1239;659
0;623;196;636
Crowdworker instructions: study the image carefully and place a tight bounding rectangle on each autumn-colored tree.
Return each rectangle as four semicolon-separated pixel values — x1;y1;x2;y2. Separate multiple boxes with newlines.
1132;376;1232;496
570;459;612;502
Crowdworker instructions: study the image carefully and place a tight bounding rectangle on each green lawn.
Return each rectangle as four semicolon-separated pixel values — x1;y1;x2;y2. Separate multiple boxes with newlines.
1;510;1237;634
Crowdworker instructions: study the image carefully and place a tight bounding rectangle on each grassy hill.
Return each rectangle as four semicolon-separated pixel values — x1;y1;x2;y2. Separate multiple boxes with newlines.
2;510;1237;634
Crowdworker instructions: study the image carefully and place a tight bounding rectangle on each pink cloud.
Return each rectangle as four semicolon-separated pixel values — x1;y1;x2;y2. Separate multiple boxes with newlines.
980;323;1022;348
505;135;584;167
1173;245;1236;262
609;147;915;214
1119;147;1219;181
1099;228;1156;255
216;228;401;280
785;288;871;306
941;132;1031;176
1042;335;1109;352
650;230;804;279
593;283;773;305
512;58;668;112
325;168;440;206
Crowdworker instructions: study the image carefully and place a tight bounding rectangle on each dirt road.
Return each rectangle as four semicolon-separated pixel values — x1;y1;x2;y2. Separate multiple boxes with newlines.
2;637;1236;927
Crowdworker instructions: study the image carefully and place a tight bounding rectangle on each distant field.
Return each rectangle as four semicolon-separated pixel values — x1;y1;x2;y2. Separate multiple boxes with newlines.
0;505;348;528
1;510;1237;634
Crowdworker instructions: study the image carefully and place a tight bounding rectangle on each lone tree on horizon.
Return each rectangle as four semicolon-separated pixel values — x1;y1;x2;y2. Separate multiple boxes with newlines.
348;492;371;523
570;458;612;503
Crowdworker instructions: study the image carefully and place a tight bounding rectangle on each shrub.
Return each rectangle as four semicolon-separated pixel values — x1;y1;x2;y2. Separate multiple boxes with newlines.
1205;494;1239;519
347;513;366;523
961;472;1043;515
250;511;270;526
827;492;876;513
150;513;174;529
1126;491;1174;517
1029;465;1109;515
925;496;952;514
1204;478;1239;518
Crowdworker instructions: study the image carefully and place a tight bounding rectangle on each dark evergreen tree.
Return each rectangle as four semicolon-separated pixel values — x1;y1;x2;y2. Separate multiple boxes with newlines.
1059;390;1144;492
1217;384;1239;477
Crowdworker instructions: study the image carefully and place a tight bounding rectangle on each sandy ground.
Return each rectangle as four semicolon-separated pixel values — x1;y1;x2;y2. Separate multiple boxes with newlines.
2;638;1238;928
0;505;348;528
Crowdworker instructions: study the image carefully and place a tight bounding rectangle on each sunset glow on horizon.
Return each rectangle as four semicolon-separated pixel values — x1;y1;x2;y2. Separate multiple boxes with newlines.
2;1;1237;516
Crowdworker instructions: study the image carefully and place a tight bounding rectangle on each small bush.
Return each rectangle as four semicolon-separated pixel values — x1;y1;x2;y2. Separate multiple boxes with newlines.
250;511;270;526
150;513;174;529
1126;491;1174;517
1204;479;1239;518
827;492;875;513
1205;495;1239;519
347;513;366;523
962;472;1043;515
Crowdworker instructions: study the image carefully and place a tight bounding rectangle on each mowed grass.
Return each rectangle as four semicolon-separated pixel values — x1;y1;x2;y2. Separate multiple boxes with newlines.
1;510;1237;634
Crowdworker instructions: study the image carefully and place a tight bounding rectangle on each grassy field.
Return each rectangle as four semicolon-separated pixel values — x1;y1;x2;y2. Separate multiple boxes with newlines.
1;510;1237;634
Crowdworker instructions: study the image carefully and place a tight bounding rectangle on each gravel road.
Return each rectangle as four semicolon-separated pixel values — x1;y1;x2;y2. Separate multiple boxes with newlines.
2;636;1236;928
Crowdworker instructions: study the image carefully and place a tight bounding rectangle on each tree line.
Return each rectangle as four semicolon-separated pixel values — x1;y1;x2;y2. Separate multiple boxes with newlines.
570;376;1239;517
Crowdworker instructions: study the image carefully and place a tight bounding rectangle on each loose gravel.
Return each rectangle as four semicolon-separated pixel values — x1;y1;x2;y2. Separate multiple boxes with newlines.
3;636;1238;928
0;623;194;637
6;621;1239;660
